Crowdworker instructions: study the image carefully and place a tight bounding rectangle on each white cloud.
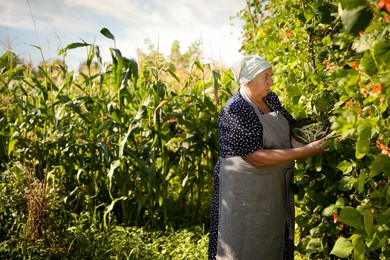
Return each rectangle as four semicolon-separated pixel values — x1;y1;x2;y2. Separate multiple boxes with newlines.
0;0;245;70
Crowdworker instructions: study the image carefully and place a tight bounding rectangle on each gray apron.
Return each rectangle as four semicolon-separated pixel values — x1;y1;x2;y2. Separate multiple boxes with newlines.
216;88;295;260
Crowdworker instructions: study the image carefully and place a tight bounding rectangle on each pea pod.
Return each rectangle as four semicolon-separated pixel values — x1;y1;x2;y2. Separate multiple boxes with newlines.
291;118;330;144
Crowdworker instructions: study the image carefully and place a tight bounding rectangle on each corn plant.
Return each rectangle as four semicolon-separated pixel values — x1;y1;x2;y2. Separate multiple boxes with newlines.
0;27;235;240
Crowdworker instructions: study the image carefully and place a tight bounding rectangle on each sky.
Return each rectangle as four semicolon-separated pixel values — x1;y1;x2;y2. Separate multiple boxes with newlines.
0;0;246;71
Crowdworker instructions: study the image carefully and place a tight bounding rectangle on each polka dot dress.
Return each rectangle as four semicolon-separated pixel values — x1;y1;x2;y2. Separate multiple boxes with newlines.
208;90;294;260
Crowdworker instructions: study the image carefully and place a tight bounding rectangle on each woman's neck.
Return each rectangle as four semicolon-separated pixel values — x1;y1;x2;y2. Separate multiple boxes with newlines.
242;87;272;113
254;98;272;113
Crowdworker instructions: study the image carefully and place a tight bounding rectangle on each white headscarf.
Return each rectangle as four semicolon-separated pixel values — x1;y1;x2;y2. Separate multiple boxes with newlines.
231;55;271;86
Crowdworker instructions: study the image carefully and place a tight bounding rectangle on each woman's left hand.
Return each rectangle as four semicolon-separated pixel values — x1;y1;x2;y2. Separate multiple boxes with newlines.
305;138;324;155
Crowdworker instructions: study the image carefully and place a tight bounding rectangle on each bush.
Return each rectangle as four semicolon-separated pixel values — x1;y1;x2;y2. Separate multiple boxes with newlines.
238;0;390;258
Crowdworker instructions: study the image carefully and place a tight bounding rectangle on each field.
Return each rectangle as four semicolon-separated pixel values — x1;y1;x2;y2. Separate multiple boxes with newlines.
1;0;390;259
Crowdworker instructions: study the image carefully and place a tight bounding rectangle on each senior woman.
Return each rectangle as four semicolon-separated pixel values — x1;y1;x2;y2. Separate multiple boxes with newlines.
208;55;323;260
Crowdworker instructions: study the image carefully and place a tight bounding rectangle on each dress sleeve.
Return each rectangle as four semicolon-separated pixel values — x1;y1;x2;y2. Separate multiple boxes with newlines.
218;100;263;158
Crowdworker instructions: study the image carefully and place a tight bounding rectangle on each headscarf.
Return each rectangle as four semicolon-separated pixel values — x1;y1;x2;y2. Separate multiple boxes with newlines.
231;55;271;86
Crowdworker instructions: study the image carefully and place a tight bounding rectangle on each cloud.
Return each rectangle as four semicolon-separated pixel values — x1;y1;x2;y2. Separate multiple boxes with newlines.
0;1;38;31
0;0;245;70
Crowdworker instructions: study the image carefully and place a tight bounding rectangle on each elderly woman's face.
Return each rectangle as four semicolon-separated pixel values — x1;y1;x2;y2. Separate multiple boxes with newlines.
247;68;274;98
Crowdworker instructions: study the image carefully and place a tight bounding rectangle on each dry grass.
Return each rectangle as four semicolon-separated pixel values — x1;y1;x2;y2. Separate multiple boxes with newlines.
20;162;48;244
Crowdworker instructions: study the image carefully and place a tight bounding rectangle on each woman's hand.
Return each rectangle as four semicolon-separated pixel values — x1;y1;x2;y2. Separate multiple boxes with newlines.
243;138;324;167
305;138;324;156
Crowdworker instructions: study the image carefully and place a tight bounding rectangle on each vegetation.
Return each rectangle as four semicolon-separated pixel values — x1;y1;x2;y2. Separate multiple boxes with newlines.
239;0;390;258
1;29;225;258
1;0;389;259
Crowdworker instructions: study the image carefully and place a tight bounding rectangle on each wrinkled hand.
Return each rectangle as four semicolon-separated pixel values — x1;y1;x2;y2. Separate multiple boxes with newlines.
305;138;324;156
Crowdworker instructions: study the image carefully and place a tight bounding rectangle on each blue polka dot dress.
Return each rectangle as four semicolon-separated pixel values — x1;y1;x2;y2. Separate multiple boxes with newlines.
208;90;295;260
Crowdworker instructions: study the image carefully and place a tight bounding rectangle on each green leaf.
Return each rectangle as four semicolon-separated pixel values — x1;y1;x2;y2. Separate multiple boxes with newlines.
167;69;180;83
119;123;139;159
336;197;346;207
364;209;374;237
357;171;365;194
337;160;353;174
322;35;331;46
8;139;17;156
309;227;321;236
0;65;25;78
316;96;329;112
355;138;370;159
95;119;112;136
351;236;366;260
377;209;390;225
306;238;322;253
340;5;373;35
361;51;378;76
353;33;373;53
134;105;147;122
338;206;364;229
330;237;353;258
361;117;379;129
110;48;123;90
343;69;360;96
339;0;367;10
355;118;376;159
339;175;354;191
58;41;90;55
373;41;390;73
193;60;204;72
100;27;115;40
103;196;126;231
107;160;121;199
322;204;339;217
370;154;390;178
356;205;368;214
304;8;315;23
387;186;390;205
358;125;372;140
110;110;121;124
